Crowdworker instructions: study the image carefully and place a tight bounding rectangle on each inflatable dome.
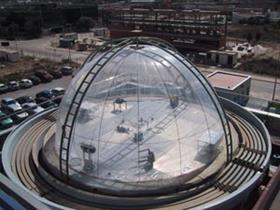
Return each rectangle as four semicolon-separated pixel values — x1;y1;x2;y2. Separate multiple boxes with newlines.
55;38;231;195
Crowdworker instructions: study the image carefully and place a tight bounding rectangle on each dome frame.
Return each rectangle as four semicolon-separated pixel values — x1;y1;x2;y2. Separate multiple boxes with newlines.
58;37;233;181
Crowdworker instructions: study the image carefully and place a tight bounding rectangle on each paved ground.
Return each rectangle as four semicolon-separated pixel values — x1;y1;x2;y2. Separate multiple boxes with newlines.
1;69;277;107
2;36;89;63
0;66;278;104
199;66;280;102
0;75;72;99
270;190;280;210
1;36;279;102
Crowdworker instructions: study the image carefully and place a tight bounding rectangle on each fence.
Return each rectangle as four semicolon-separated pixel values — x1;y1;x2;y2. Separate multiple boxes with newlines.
18;48;86;64
216;89;280;135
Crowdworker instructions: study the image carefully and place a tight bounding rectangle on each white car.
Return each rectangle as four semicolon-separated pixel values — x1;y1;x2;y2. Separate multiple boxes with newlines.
8;81;20;91
22;102;45;115
51;87;65;96
0;83;8;93
12;111;29;123
19;79;33;89
1;97;22;113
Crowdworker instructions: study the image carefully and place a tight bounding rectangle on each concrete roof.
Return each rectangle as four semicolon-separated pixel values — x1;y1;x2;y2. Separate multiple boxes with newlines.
208;50;237;56
130;0;160;3
0;48;19;54
207;71;251;90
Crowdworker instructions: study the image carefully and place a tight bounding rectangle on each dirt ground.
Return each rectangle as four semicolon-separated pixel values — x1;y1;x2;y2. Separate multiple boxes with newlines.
227;24;280;59
0;56;79;83
227;24;280;77
228;24;280;43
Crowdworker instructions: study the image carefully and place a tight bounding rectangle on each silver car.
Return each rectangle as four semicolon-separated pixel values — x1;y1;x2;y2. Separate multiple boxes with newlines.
1;97;22;113
19;79;33;89
0;83;8;93
22;102;44;115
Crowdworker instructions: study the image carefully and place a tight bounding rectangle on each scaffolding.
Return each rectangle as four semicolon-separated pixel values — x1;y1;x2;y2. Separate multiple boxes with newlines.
101;8;227;53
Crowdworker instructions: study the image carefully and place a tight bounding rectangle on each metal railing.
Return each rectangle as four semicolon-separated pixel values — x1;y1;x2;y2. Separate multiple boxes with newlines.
215;89;280;114
0;96;61;130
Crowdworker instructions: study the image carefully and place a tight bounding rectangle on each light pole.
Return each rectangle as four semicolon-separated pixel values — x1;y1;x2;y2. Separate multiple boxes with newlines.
272;76;278;101
272;53;279;101
53;48;57;61
14;38;18;51
13;23;18;51
68;47;71;62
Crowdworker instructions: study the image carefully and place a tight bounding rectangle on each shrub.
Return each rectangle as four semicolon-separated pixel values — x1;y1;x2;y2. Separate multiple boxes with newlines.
75;16;95;32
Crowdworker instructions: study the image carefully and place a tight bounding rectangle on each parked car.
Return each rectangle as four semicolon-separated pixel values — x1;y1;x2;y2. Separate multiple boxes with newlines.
19;79;33;89
0;110;14;129
1;41;10;47
7;81;20;91
16;96;34;105
53;96;63;105
0;83;9;93
237;46;244;51
51;87;65;97
11;111;29;123
72;71;78;78
35;97;56;108
60;66;73;75
22;102;45;115
36;90;54;99
27;75;41;85
51;87;65;104
35;70;53;83
1;97;22;113
49;70;62;79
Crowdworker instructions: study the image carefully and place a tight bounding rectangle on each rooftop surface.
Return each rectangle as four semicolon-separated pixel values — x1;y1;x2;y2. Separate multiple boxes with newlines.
52;97;225;193
0;48;19;54
208;50;237;56
207;71;251;90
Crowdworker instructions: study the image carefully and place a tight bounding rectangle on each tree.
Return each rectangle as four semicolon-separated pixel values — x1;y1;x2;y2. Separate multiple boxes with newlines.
24;20;42;38
239;19;247;24
76;16;95;32
7;23;19;39
255;32;261;42
0;25;6;37
246;32;253;43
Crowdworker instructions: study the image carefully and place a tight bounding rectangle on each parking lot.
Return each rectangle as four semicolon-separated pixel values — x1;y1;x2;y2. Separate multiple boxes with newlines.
2;36;89;64
0;35;279;132
0;75;71;99
2;35;279;102
0;69;76;131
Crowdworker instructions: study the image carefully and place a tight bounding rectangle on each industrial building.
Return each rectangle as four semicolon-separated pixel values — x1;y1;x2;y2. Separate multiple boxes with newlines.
207;50;238;67
59;33;78;48
0;37;272;209
207;71;251;105
101;8;228;54
0;48;19;62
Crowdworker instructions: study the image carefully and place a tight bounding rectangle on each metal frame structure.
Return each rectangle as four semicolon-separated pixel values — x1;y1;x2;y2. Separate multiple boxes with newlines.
139;38;233;162
101;8;227;53
59;37;233;180
59;38;135;179
2;100;271;209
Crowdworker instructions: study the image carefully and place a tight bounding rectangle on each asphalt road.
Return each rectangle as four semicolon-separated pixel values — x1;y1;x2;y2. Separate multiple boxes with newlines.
1;36;279;102
2;36;89;63
251;79;279;102
199;67;280;102
0;75;72;100
0;70;278;105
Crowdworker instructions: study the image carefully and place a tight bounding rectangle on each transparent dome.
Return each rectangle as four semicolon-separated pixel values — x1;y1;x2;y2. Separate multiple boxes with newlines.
55;39;228;195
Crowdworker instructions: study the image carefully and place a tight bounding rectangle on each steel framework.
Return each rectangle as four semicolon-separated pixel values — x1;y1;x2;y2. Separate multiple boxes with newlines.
101;8;227;53
59;37;233;180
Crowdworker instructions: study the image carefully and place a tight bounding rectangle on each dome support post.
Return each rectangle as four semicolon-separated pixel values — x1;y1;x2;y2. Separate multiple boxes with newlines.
59;38;135;180
144;38;233;163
